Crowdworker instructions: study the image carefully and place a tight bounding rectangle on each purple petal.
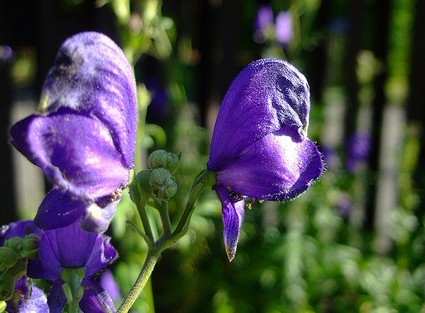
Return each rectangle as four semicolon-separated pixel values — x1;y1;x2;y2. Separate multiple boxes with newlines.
47;280;67;313
40;32;137;168
80;278;116;313
85;235;117;277
28;221;117;281
216;131;323;201
10;109;130;202
17;285;49;313
208;59;310;171
34;188;86;230
215;185;245;261
100;270;121;301
80;200;118;233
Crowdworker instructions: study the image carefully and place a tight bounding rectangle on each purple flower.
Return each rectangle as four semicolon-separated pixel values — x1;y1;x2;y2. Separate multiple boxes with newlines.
254;4;274;32
27;221;118;312
207;59;324;260
345;131;371;172
275;11;293;45
253;4;274;43
10;32;137;231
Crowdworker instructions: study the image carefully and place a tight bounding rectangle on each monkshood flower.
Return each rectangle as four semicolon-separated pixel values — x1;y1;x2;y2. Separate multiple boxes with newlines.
207;58;324;260
10;31;137;231
275;11;294;45
253;4;274;43
345;131;371;172
27;220;118;312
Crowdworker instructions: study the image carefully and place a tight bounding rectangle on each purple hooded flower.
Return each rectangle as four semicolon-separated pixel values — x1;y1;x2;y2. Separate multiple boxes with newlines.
9;32;137;231
207;58;324;260
27;221;118;312
275;11;293;45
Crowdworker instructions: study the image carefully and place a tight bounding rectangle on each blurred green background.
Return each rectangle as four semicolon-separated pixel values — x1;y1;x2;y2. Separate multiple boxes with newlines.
1;0;425;312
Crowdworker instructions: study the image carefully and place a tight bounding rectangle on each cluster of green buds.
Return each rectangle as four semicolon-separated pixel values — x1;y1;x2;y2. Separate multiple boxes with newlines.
131;150;180;203
0;234;40;301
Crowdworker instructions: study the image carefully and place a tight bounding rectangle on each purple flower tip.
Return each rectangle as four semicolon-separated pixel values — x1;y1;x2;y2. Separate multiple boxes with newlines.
207;58;324;259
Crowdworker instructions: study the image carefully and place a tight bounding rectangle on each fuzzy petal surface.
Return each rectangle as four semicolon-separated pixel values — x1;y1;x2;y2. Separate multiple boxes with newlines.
10;109;130;202
208;58;310;171
215;185;245;261
39;31;137;167
217;131;323;201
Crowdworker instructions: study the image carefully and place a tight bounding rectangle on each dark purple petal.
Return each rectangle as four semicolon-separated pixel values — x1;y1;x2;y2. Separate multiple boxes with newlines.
28;221;117;281
34;188;86;230
47;280;67;313
11;109;130;202
215;185;245;261
80;278;116;313
208;59;310;171
39;32;137;168
216;132;323;201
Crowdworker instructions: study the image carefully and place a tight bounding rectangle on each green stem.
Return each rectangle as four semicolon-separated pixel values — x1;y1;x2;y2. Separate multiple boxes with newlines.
117;252;159;313
138;193;155;242
155;199;172;236
119;168;216;313
169;169;216;244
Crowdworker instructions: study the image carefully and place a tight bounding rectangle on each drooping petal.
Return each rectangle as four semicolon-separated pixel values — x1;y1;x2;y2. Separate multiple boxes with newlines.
208;59;310;171
10;108;130;202
85;235;117;277
215;185;245;261
79;278;116;313
39;31;137;168
216;131;323;201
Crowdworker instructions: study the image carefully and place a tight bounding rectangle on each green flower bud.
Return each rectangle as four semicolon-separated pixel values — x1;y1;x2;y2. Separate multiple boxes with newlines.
148;150;180;173
0;300;6;312
0;247;18;271
4;237;23;252
20;234;40;259
149;168;177;200
0;273;15;301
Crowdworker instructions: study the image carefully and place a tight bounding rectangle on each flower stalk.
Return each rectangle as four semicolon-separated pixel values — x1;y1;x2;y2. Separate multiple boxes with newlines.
118;168;216;313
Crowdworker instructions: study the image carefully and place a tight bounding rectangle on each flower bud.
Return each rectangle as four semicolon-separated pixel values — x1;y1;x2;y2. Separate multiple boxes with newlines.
4;237;23;252
149;168;177;200
0;247;18;271
20;234;40;259
148;150;180;173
